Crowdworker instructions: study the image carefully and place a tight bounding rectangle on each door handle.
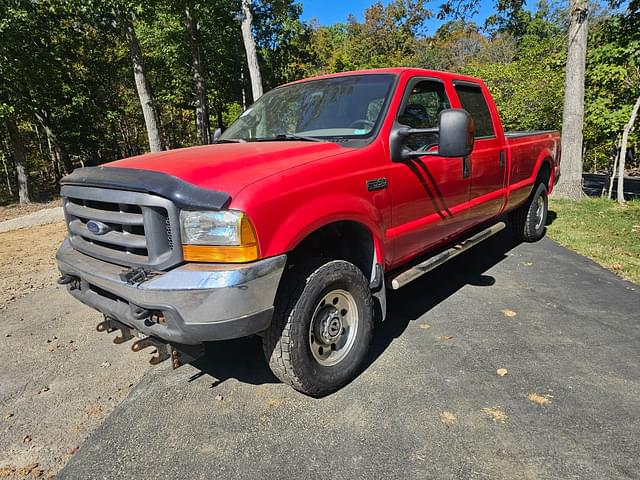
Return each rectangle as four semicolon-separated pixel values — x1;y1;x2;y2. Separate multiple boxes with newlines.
499;150;505;169
462;156;470;178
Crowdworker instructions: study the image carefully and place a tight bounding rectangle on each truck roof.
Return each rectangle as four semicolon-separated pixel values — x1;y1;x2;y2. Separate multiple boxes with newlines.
282;67;486;88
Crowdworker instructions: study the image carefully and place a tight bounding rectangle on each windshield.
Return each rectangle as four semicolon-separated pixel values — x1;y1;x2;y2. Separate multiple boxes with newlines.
220;74;395;142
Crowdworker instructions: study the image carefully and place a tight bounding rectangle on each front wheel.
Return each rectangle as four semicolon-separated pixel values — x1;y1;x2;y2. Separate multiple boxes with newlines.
262;259;374;397
511;182;548;242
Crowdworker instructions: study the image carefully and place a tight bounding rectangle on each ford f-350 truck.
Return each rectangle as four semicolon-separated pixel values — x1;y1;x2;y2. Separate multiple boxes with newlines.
56;68;560;396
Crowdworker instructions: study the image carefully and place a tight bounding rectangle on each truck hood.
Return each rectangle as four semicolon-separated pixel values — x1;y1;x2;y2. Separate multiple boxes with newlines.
107;141;351;197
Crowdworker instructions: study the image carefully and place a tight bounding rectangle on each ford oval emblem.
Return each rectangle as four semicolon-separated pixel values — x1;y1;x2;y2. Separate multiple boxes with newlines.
86;220;110;235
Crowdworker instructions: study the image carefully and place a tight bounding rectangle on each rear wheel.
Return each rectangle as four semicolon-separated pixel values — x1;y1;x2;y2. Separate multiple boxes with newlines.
262;259;374;397
511;182;548;242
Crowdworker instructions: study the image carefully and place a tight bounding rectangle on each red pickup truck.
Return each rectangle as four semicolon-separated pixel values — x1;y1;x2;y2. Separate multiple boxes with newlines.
56;68;560;396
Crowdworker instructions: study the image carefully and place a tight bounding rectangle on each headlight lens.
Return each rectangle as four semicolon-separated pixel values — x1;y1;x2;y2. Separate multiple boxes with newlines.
179;210;259;263
180;210;243;245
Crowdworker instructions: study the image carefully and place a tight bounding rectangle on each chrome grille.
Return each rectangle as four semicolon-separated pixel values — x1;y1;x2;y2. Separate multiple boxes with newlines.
61;185;182;270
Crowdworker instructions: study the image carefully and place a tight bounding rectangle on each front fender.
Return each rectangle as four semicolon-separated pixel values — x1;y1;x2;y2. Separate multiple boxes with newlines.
261;193;386;261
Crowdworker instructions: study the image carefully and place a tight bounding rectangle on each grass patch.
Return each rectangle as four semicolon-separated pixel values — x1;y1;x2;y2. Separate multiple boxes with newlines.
547;197;640;284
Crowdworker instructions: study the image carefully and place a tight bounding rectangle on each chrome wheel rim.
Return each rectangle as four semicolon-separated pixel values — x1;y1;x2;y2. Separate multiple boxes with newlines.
534;195;546;231
309;289;359;367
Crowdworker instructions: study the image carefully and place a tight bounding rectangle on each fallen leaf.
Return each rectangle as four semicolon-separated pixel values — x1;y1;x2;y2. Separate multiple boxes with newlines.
215;394;224;401
501;309;517;318
4;412;13;420
69;446;79;455
523;262;533;266
86;404;103;417
37;386;50;395
527;392;553;406
611;263;624;271
438;335;454;341
482;407;507;423
266;399;281;408
439;411;457;426
100;361;111;368
418;323;431;330
0;467;15;477
17;464;42;477
496;368;508;377
22;435;32;443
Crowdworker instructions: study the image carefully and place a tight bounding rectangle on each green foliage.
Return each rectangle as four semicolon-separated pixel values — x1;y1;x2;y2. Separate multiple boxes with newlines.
0;0;638;203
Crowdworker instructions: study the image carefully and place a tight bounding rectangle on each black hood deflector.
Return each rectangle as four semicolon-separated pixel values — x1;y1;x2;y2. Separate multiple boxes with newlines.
60;167;231;211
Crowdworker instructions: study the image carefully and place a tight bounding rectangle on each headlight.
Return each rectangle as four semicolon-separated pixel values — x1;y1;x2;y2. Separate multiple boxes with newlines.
179;210;259;263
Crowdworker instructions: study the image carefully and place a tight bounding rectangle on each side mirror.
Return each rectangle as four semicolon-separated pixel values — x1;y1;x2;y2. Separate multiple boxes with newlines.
389;108;474;162
213;128;222;141
438;109;474;157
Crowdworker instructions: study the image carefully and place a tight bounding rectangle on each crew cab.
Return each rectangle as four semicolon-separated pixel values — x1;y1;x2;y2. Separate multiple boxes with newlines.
56;68;560;396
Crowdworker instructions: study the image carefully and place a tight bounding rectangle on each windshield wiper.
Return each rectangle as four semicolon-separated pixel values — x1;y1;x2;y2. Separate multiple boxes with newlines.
213;138;246;144
255;133;326;143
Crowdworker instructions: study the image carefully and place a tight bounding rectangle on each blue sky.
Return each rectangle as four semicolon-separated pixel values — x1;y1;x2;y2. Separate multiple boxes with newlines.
299;0;496;34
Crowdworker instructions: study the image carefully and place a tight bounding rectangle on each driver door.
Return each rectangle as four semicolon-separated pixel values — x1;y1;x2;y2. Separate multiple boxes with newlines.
386;78;472;267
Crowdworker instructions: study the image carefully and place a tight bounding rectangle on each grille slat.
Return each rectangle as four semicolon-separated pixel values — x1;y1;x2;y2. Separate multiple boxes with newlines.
68;219;147;250
61;185;181;270
65;201;144;226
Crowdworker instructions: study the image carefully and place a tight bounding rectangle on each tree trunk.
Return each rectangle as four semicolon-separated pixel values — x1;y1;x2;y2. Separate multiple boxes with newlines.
185;3;211;144
5;120;30;204
1;152;13;196
120;10;163;152
617;95;640;205
240;0;263;102
35;110;72;176
554;0;588;200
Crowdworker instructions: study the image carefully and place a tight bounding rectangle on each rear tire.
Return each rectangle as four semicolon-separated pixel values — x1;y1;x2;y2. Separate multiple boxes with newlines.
511;182;548;242
262;259;374;397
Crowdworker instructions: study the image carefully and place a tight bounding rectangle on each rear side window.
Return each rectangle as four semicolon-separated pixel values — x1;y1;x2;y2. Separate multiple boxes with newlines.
454;84;495;138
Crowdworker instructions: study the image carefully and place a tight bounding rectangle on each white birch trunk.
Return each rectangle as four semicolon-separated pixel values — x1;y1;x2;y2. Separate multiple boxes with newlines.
617;95;640;205
240;0;263;102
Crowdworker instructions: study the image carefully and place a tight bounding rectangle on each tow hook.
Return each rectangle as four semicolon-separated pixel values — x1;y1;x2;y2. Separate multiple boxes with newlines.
96;316;205;369
57;274;80;290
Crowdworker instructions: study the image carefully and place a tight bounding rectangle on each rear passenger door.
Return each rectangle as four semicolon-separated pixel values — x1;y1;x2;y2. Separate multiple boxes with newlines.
453;81;506;223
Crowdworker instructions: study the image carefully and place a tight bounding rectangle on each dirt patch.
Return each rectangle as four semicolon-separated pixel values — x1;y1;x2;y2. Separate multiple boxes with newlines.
0;201;59;223
0;222;67;309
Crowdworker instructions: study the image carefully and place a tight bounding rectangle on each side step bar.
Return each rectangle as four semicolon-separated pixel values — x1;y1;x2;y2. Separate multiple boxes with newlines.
390;222;506;290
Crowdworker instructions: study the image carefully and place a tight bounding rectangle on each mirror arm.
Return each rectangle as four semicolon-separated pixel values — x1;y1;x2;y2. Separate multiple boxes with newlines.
397;126;439;138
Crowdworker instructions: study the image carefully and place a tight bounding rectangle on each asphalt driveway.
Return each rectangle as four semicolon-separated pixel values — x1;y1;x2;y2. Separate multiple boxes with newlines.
58;230;640;480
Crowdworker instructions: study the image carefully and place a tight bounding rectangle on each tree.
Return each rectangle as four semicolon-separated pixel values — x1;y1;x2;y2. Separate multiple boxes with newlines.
554;0;589;199
184;2;211;144
119;8;163;152
5;120;30;203
240;0;263;102
617;95;640;205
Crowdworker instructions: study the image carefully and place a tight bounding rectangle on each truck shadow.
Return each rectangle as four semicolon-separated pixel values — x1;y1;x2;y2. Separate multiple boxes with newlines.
190;228;522;390
365;229;519;370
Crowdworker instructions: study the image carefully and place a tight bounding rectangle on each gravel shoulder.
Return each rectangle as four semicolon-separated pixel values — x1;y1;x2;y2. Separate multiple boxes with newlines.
0;223;152;478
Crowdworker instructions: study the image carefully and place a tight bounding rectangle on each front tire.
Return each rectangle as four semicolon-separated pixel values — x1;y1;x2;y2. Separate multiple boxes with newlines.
511;182;548;242
262;259;374;397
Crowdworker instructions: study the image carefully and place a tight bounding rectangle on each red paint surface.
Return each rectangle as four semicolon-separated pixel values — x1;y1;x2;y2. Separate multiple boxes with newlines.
106;68;560;270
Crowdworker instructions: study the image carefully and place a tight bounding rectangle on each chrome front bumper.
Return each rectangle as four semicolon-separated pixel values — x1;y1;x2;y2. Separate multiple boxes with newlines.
56;239;286;345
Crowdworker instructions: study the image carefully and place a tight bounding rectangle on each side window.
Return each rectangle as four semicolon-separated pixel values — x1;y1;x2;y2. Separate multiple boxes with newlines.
454;84;495;138
398;80;450;151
